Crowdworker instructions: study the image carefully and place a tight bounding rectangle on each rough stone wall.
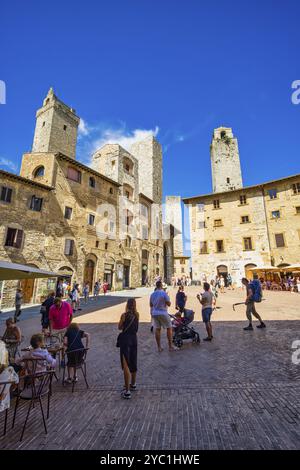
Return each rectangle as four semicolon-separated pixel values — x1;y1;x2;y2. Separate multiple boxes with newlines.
32;89;79;159
173;257;190;278
188;189;271;286
264;178;300;266
210;127;243;193
130;136;162;204
187;178;300;285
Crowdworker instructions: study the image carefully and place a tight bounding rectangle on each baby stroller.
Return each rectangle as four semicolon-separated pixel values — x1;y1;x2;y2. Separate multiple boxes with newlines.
170;309;200;348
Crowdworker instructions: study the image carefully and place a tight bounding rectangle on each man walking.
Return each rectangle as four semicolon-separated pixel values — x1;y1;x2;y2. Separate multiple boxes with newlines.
241;277;266;331
150;280;178;352
197;282;214;341
14;288;23;322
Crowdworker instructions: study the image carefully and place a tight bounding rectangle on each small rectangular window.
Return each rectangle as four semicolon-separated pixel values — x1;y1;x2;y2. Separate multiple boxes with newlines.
226;177;230;183
292;183;300;194
200;241;208;254
5;228;23;248
243;237;253;250
95;240;99;248
109;187;113;194
30;196;43;211
88;214;95;226
241;215;250;223
0;187;12;203
271;210;280;219
67;167;81;183
64;207;72;219
142;225;148;239
239;195;247;205
105;242;108;250
296;206;300;214
216;240;224;252
214;219;222;227
156;253;159;263
268;189;277;199
64;239;74;255
63;125;67;131
213;199;220;209
275;233;285;248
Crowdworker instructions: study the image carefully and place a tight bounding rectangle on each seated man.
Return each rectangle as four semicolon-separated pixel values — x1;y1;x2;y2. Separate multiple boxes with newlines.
15;334;56;374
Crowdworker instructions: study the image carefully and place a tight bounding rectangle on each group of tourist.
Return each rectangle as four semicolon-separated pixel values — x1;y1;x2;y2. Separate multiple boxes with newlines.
171;276;192;288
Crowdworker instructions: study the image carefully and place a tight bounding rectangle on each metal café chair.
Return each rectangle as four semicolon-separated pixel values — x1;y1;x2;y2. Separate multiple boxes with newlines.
12;358;55;441
0;380;15;436
62;348;89;392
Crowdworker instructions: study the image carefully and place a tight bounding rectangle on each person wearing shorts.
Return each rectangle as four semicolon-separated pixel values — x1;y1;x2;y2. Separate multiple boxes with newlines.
197;282;214;341
150;280;178;352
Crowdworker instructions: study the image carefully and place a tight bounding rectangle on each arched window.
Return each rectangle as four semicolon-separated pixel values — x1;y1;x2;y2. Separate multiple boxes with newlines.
220;131;226;139
33;166;45;178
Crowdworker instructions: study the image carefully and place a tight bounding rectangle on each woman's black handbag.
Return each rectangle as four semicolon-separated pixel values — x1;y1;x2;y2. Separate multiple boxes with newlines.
116;316;135;347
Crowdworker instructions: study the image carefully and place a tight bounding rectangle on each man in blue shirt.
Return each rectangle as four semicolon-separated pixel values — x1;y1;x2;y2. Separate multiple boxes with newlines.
150;280;178;352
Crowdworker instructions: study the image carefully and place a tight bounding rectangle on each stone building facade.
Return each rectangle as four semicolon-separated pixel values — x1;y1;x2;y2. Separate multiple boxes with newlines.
0;89;172;309
183;127;300;285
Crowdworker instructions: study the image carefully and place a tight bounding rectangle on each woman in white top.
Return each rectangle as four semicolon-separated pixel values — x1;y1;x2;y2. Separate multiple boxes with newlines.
0;340;19;414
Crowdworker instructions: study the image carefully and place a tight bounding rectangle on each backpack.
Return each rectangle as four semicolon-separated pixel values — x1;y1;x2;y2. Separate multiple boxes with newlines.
249;280;262;302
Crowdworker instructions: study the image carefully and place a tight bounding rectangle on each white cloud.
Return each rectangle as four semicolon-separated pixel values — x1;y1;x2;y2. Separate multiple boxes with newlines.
90;125;159;154
78;118;90;137
0;157;17;172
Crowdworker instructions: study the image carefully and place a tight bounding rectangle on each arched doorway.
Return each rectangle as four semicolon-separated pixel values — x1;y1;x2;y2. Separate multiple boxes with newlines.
84;260;95;289
217;264;228;286
244;263;257;280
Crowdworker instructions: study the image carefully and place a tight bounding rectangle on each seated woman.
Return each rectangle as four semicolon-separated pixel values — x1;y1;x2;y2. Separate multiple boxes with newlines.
1;318;21;364
0;340;19;413
63;323;90;384
15;334;56;374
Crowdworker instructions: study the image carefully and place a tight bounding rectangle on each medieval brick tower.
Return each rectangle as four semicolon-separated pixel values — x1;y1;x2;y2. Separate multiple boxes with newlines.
32;87;80;159
210;127;243;193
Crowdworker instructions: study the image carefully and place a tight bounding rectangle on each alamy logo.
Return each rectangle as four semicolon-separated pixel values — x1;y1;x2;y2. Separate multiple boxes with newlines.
291;80;300;104
0;80;6;104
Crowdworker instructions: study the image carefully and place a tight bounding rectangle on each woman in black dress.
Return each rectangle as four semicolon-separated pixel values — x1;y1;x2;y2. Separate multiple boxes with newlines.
118;298;139;399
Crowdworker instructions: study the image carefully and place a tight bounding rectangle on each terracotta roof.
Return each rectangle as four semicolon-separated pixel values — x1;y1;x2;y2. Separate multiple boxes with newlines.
182;173;300;203
56;153;121;187
0;169;54;190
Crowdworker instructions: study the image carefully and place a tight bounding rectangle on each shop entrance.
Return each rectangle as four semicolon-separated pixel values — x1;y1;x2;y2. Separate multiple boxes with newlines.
123;260;131;289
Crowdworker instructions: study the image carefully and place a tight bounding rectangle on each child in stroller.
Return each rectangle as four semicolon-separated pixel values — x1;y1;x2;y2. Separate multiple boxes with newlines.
170;308;200;348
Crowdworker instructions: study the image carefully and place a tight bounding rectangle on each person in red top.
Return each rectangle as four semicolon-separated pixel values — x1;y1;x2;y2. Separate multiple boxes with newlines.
49;297;73;336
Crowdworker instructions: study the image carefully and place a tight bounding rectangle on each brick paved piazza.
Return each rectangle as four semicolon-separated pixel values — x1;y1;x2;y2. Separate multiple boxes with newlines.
1;287;300;450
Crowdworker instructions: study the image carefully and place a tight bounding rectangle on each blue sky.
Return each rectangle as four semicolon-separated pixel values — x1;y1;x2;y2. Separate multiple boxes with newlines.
0;0;299;199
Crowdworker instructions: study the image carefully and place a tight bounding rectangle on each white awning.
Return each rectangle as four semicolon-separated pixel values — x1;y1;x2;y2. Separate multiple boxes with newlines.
0;261;58;280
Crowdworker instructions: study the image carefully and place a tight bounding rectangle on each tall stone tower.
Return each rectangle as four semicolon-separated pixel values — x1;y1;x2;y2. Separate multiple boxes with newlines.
32;88;80;159
130;136;162;204
165;196;183;256
210;127;243;193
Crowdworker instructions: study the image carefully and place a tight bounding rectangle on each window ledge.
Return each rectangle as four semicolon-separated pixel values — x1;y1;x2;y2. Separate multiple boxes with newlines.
240;221;251;224
238;203;249;207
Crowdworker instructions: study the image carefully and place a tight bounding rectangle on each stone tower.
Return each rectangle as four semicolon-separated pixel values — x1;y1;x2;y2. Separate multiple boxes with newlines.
32;88;80;159
165;196;183;256
210;127;243;193
130;136;162;204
